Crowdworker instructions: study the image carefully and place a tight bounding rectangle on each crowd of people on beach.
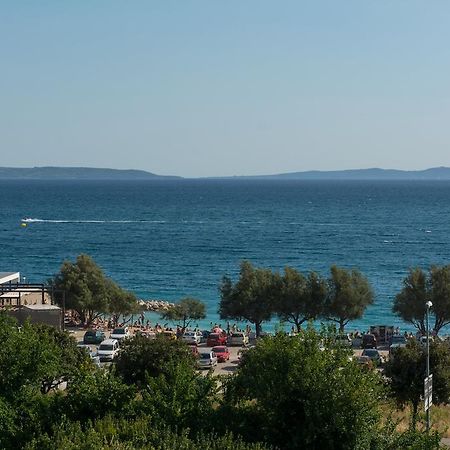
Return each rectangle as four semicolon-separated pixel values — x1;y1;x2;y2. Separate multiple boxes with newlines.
65;310;253;337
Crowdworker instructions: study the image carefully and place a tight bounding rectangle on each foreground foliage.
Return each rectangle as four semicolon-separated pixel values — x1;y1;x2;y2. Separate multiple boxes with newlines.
0;313;444;449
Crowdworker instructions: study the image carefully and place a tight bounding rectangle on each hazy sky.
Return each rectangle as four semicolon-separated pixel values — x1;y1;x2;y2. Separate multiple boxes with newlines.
1;1;450;177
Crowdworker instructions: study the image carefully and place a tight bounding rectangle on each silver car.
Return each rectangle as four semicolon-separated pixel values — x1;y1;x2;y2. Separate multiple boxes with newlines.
197;351;218;369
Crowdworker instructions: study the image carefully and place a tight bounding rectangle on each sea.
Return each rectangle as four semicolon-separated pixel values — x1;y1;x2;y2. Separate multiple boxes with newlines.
1;179;450;334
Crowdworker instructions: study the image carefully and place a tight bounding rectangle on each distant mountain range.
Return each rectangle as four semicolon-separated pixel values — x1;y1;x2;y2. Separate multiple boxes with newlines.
232;167;450;180
2;166;450;180
0;167;180;180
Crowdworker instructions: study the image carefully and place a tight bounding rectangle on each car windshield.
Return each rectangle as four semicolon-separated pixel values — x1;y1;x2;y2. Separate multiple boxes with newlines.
213;347;225;352
85;331;95;336
99;344;114;351
232;333;243;337
112;329;125;334
391;336;406;343
209;333;219;338
364;350;377;356
200;353;211;359
184;332;194;336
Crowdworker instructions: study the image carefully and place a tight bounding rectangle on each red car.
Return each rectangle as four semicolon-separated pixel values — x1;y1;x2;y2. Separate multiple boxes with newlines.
211;346;230;362
207;332;227;347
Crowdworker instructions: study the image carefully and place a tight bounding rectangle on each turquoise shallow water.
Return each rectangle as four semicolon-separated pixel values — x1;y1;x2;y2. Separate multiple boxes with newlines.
1;179;450;333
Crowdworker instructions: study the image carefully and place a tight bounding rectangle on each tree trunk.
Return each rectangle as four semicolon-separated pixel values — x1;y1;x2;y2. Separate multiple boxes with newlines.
339;319;345;333
255;322;262;338
411;401;419;431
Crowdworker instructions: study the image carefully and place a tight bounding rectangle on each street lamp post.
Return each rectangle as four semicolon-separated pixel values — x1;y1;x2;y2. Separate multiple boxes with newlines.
426;300;433;433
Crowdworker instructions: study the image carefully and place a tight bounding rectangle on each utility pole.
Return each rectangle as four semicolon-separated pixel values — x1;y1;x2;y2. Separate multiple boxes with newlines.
425;300;433;433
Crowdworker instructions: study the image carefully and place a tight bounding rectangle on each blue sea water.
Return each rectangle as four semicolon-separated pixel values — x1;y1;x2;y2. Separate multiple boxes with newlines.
1;179;450;333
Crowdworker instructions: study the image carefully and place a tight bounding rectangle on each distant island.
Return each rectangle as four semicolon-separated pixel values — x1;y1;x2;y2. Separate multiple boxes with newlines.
0;167;181;180
221;167;450;180
2;166;450;180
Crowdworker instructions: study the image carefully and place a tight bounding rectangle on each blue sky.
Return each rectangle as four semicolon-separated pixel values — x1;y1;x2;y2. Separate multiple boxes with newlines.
1;1;450;177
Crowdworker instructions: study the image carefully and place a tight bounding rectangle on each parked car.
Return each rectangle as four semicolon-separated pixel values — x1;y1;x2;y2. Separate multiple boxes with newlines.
83;329;106;345
110;327;131;341
362;348;383;365
207;332;227;347
77;344;101;367
97;339;120;362
335;334;352;348
197;351;218;369
182;331;202;345
354;355;374;370
200;330;211;343
228;332;249;347
389;335;407;354
362;334;377;349
212;346;230;362
135;330;156;339
161;330;177;340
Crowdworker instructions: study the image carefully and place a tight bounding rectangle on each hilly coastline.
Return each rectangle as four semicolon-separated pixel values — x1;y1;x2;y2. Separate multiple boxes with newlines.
223;167;450;180
0;167;181;180
2;166;450;180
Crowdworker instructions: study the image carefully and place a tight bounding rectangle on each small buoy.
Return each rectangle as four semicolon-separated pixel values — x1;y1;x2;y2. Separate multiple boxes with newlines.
21;223;27;227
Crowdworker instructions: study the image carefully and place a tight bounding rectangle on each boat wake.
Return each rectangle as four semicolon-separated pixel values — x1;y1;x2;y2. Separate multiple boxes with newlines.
21;218;167;224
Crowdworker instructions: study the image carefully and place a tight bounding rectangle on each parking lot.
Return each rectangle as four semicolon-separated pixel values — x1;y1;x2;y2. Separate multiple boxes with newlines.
71;328;391;375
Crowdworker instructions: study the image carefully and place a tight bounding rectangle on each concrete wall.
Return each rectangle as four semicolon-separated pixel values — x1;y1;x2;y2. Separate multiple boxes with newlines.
7;307;62;330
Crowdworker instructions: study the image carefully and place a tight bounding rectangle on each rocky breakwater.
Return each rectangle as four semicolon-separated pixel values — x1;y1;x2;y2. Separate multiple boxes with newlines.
137;299;175;312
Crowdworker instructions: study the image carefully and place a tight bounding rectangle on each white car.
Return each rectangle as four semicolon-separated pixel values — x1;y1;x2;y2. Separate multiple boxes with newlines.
182;331;202;345
228;331;249;347
97;339;120;362
110;327;131;341
197;351;218;369
77;344;101;367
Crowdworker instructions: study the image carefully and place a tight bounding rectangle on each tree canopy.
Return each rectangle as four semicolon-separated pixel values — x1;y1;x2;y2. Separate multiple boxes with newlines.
325;265;374;332
161;297;206;332
393;268;428;334
275;268;327;332
114;335;195;386
219;261;276;337
51;254;138;325
393;265;450;335
0;313;88;399
223;330;382;449
384;338;450;430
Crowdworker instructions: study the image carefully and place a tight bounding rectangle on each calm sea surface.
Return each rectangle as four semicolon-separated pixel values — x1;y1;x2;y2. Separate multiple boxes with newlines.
1;179;450;332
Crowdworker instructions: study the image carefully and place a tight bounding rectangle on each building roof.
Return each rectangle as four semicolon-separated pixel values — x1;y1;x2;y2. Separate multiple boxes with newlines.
0;272;20;284
24;304;61;311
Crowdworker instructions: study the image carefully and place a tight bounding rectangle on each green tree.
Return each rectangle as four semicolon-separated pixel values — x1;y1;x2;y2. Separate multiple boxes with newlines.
114;335;195;386
161;297;206;332
384;339;450;430
222;330;382;449
275;268;327;332
219;261;276;337
107;279;140;326
393;268;428;335
0;314;88;399
25;416;271;450
393;266;450;335
63;371;135;423
429;265;450;333
52;254;138;325
325;265;374;332
139;361;217;430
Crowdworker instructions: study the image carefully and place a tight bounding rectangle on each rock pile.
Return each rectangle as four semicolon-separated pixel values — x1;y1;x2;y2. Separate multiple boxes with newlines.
137;299;175;312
